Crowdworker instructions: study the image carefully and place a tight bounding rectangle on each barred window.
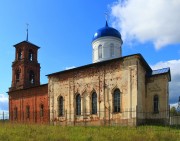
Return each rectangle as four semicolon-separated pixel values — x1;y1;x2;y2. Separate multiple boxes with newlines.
92;92;97;114
153;95;159;113
26;105;30;118
40;104;44;117
58;96;64;116
113;89;120;112
76;94;81;115
98;45;102;59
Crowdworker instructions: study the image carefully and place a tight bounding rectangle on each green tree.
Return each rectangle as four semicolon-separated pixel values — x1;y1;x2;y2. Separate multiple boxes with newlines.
170;106;177;116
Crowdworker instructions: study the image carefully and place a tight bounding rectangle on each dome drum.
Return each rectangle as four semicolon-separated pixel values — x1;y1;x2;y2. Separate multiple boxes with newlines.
92;22;123;63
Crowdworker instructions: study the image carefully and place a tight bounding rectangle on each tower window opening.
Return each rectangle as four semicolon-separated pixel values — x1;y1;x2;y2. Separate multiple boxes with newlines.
29;50;33;61
18;49;22;60
15;69;20;83
98;45;102;59
29;70;35;84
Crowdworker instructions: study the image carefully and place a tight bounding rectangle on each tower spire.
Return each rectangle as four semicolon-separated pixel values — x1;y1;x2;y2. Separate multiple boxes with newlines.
26;23;29;41
104;12;109;27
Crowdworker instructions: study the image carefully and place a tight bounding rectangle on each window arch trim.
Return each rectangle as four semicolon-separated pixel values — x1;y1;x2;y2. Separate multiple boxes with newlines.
91;91;97;114
153;95;159;113
98;44;102;59
76;94;81;116
110;43;114;57
58;96;64;117
113;88;121;113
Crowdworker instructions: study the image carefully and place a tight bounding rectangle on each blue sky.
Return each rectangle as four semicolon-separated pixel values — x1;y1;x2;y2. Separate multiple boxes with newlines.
0;0;180;111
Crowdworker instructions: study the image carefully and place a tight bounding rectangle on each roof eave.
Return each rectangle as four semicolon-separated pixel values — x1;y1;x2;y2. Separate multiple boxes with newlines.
147;68;171;82
13;40;40;49
46;53;152;77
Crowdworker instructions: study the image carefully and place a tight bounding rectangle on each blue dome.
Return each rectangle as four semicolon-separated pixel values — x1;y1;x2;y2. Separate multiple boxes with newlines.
92;22;122;42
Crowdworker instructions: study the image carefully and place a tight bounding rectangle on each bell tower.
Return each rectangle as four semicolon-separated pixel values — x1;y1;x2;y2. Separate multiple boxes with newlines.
9;40;40;91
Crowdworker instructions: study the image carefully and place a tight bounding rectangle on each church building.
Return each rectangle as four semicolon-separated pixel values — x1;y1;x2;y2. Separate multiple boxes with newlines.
47;21;171;125
8;21;171;126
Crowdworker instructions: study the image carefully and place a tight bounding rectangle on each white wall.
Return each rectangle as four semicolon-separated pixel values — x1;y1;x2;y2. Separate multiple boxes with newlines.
92;36;122;63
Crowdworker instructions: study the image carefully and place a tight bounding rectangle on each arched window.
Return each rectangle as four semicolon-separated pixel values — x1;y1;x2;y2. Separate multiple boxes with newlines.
110;43;114;57
29;70;35;84
26;105;30;118
18;49;22;60
153;95;159;113
58;96;64;116
40;104;44;117
113;89;120;112
16;69;20;83
92;92;97;114
76;94;81;115
29;49;33;61
14;107;18;120
98;45;102;59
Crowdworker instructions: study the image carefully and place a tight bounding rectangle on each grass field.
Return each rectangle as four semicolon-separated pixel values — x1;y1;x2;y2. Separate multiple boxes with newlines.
0;123;179;141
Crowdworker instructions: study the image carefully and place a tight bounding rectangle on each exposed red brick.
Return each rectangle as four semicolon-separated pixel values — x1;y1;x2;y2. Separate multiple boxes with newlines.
8;84;49;124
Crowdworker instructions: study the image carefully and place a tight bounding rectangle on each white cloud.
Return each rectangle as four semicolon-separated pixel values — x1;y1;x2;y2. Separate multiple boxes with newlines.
0;94;8;102
0;94;8;111
111;0;180;49
151;60;180;104
170;103;178;108
65;66;76;70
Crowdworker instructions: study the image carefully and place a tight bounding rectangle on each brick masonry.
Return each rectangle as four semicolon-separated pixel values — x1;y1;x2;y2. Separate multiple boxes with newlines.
48;54;170;126
9;84;49;124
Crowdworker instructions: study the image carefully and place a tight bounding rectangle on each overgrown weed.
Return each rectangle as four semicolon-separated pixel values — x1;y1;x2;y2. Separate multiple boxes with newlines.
0;123;179;141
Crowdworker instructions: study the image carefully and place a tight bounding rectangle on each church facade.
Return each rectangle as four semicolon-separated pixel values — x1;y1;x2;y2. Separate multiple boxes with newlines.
47;22;171;125
48;55;170;126
8;22;171;126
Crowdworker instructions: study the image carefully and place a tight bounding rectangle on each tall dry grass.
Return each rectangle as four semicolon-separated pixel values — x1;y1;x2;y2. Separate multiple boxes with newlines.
0;123;179;141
